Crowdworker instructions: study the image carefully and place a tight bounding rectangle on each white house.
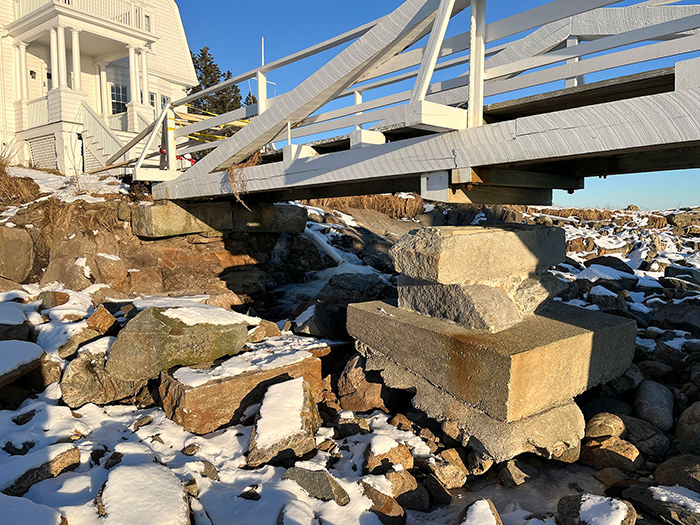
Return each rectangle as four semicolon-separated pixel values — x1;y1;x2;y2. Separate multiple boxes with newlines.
0;0;197;175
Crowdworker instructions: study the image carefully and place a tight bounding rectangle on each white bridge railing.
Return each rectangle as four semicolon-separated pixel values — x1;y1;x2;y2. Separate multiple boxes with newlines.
116;0;700;182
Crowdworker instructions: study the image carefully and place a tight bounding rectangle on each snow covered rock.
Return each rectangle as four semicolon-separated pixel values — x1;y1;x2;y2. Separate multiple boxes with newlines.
100;463;189;524
0;303;29;341
634;380;675;432
60;337;148;409
0;340;44;389
0;493;67;525
278;500;320;525
283;467;350;506
363;436;414;475
360;481;406;525
106;306;249;382
57;327;101;359
0;443;80;496
623;484;700;525
159;333;323;434
654;300;700;337
247;377;321;467
557;493;636;525
458;499;503;525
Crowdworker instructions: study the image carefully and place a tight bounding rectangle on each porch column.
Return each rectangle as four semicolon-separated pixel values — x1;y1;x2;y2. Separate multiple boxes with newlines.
139;48;149;104
70;28;82;91
56;25;67;87
17;42;28;100
97;62;109;114
128;45;138;103
49;28;58;90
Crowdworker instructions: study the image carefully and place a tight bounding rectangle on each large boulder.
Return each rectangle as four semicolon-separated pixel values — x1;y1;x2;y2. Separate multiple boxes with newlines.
106;306;249;382
654;454;700;492
60;338;148;409
247;378;321;467
634;380;675;432
0;227;34;283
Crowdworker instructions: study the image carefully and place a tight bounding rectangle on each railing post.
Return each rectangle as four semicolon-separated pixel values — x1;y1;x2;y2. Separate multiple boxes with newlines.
256;70;267;115
468;0;485;128
565;35;585;88
354;90;362;131
164;107;176;170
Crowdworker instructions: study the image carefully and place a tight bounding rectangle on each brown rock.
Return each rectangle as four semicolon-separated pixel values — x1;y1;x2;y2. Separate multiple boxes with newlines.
363;439;414;475
158;351;322;434
40;257;93;291
38;290;70;310
86;306;119;335
93;254;128;291
338;354;387;413
57;328;101;359
127;267;164;295
360;481;406;525
388;414;413;432
593;467;633;489
467;450;494;477
427;458;467;489
677;402;700;441
247;378;321;468
283;467;349;506
0;341;44;389
203;290;244;309
0;227;34;283
0;444;80;496
386;469;430;512
579;436;643;472
585;412;626;439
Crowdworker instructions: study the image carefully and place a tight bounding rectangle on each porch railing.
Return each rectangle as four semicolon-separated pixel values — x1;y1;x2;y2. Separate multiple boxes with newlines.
27;96;48;128
16;0;140;29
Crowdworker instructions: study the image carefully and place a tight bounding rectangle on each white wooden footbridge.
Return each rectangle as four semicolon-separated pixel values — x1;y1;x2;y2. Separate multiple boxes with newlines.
110;0;700;205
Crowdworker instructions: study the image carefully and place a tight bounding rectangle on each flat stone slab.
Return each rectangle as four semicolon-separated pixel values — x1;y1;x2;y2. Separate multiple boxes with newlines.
233;203;307;233
348;301;636;423
0;341;44;389
158;334;325;434
390;226;565;285
357;341;584;463
132;200;233;238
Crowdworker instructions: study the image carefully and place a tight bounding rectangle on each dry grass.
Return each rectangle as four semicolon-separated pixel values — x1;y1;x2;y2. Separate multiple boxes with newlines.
0;154;41;206
227;151;261;210
304;194;425;220
40;197;120;250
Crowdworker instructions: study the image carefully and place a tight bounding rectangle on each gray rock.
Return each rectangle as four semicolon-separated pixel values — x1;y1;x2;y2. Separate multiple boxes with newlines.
283;467;349;506
634;380;675;432
636;360;673;379
512;274;567;316
398;275;523;333
558;493;636;525
60;342;147;409
654;301;700;336
677;402;700;442
106;307;248;382
247;378;320;468
585;413;625;439
617;414;670;459
499;459;539;488
653;340;690;372
232;203;307;233
132;200;233;238
666;265;700;286
584;256;635;275
57;328;101;359
608;364;644;393
655;454;700;493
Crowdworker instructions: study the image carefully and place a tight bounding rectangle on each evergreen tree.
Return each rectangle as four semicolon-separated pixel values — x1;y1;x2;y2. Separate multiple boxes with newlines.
189;47;242;115
245;91;258;106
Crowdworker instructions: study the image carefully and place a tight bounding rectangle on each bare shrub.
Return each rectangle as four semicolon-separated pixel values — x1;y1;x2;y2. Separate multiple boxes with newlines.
304;194;424;220
0;154;41;206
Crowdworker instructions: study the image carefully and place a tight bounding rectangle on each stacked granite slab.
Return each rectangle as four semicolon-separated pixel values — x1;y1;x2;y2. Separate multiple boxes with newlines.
347;225;637;463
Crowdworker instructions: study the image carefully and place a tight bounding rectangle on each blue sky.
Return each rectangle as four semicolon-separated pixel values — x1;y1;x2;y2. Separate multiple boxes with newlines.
176;0;700;210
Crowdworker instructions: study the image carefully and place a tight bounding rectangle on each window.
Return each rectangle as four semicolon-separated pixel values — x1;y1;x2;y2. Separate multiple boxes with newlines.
144;14;152;32
111;84;128;114
149;92;156;107
135;7;143;29
161;95;168;109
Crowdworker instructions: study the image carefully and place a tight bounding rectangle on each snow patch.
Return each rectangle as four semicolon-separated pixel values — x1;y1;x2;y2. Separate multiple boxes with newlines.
461;499;497;525
162;306;258;327
254;377;305;450
0;340;43;377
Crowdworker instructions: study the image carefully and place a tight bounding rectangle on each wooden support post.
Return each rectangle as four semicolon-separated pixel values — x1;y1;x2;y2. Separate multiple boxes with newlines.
410;0;456;103
354;90;363;131
468;0;486;128
256;70;267;114
565;35;584;88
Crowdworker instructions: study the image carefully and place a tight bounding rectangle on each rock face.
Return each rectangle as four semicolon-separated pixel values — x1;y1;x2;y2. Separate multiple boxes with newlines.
283;467;350;506
0;443;80;496
158;337;323;434
247;378;321;467
61;339;147;409
558;494;636;525
0;227;34;283
106;307;248;381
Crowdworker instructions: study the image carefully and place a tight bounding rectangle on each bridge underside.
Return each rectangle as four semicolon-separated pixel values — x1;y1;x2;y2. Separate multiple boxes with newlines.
153;65;700;205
